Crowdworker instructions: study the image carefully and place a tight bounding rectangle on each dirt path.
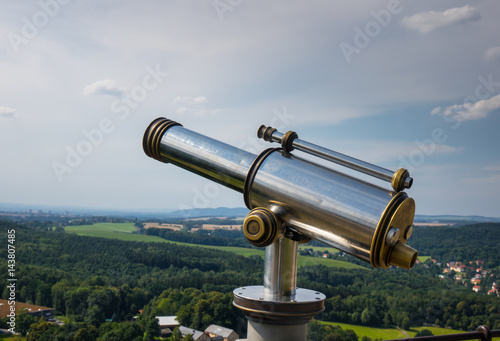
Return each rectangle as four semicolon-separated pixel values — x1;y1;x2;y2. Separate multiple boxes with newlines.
397;327;409;338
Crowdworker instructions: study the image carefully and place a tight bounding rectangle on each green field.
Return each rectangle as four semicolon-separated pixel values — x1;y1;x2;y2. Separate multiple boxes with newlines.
63;223;366;270
64;223;167;243
298;245;339;253
417;256;431;262
320;321;466;340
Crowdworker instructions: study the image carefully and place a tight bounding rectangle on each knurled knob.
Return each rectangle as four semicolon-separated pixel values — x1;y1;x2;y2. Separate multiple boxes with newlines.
243;208;279;247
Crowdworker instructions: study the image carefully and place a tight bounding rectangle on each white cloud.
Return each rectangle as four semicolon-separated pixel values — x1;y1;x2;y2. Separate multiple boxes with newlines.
316;140;461;166
400;6;481;34
173;96;215;116
484;46;500;62
173;96;208;106
0;106;17;118
431;93;500;121
83;79;127;98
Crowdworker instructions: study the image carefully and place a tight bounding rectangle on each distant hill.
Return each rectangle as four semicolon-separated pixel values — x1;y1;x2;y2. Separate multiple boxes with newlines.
166;207;248;218
0;202;247;219
1;202;499;222
408;222;500;267
414;214;500;225
0;202;174;218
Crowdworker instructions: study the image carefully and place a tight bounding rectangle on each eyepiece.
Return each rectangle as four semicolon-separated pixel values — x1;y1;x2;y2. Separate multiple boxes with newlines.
143;117;182;162
389;242;418;270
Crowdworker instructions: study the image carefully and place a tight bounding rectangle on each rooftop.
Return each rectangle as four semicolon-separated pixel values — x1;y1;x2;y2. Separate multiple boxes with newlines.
205;324;237;338
0;299;53;319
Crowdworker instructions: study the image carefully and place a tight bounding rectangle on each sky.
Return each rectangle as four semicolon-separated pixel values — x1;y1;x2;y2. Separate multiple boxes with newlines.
0;0;499;217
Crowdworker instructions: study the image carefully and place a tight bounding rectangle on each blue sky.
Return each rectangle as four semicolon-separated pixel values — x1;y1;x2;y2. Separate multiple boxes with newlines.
0;0;499;217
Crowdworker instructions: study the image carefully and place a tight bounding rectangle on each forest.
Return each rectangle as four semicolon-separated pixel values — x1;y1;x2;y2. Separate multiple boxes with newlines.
408;223;500;268
0;220;499;340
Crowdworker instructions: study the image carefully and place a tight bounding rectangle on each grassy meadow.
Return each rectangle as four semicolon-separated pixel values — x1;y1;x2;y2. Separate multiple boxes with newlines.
63;223;366;270
320;321;466;340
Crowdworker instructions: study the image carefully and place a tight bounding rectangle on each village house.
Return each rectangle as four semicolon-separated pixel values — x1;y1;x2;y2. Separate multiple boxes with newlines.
471;278;481;285
473;286;481;293
179;326;211;341
155;316;180;338
488;283;499;296
205;324;239;341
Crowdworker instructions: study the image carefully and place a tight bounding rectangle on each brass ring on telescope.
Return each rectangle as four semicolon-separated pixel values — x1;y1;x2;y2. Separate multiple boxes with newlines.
391;168;410;192
281;130;298;152
142;117;182;162
244;147;282;209
257;125;277;142
143;117;166;159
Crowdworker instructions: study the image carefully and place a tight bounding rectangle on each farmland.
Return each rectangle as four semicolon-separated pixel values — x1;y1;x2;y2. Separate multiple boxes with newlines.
320;321;465;340
63;223;366;270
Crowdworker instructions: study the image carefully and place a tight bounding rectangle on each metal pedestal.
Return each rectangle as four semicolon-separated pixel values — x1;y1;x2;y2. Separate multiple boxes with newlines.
233;237;325;341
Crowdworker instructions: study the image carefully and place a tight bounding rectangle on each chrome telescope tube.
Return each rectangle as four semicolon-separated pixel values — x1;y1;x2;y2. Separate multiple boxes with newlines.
143;118;418;270
143;117;255;193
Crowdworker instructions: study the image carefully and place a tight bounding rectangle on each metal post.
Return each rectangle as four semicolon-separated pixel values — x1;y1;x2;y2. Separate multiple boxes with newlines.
233;236;325;341
246;320;308;341
264;236;298;300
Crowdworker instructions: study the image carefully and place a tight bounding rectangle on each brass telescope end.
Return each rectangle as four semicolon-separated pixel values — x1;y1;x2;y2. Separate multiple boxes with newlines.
143;117;182;162
391;168;413;192
370;192;418;270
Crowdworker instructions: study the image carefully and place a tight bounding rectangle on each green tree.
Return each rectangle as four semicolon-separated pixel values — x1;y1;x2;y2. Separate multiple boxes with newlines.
111;313;119;322
16;312;36;336
74;324;98;341
183;334;195;341
27;321;58;341
361;308;372;324
172;327;183;341
415;329;434;337
144;317;160;341
383;312;392;326
401;317;410;330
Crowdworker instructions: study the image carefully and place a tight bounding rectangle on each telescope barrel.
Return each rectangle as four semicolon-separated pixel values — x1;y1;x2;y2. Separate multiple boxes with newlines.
143;118;256;193
258;125;413;192
144;118;418;270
